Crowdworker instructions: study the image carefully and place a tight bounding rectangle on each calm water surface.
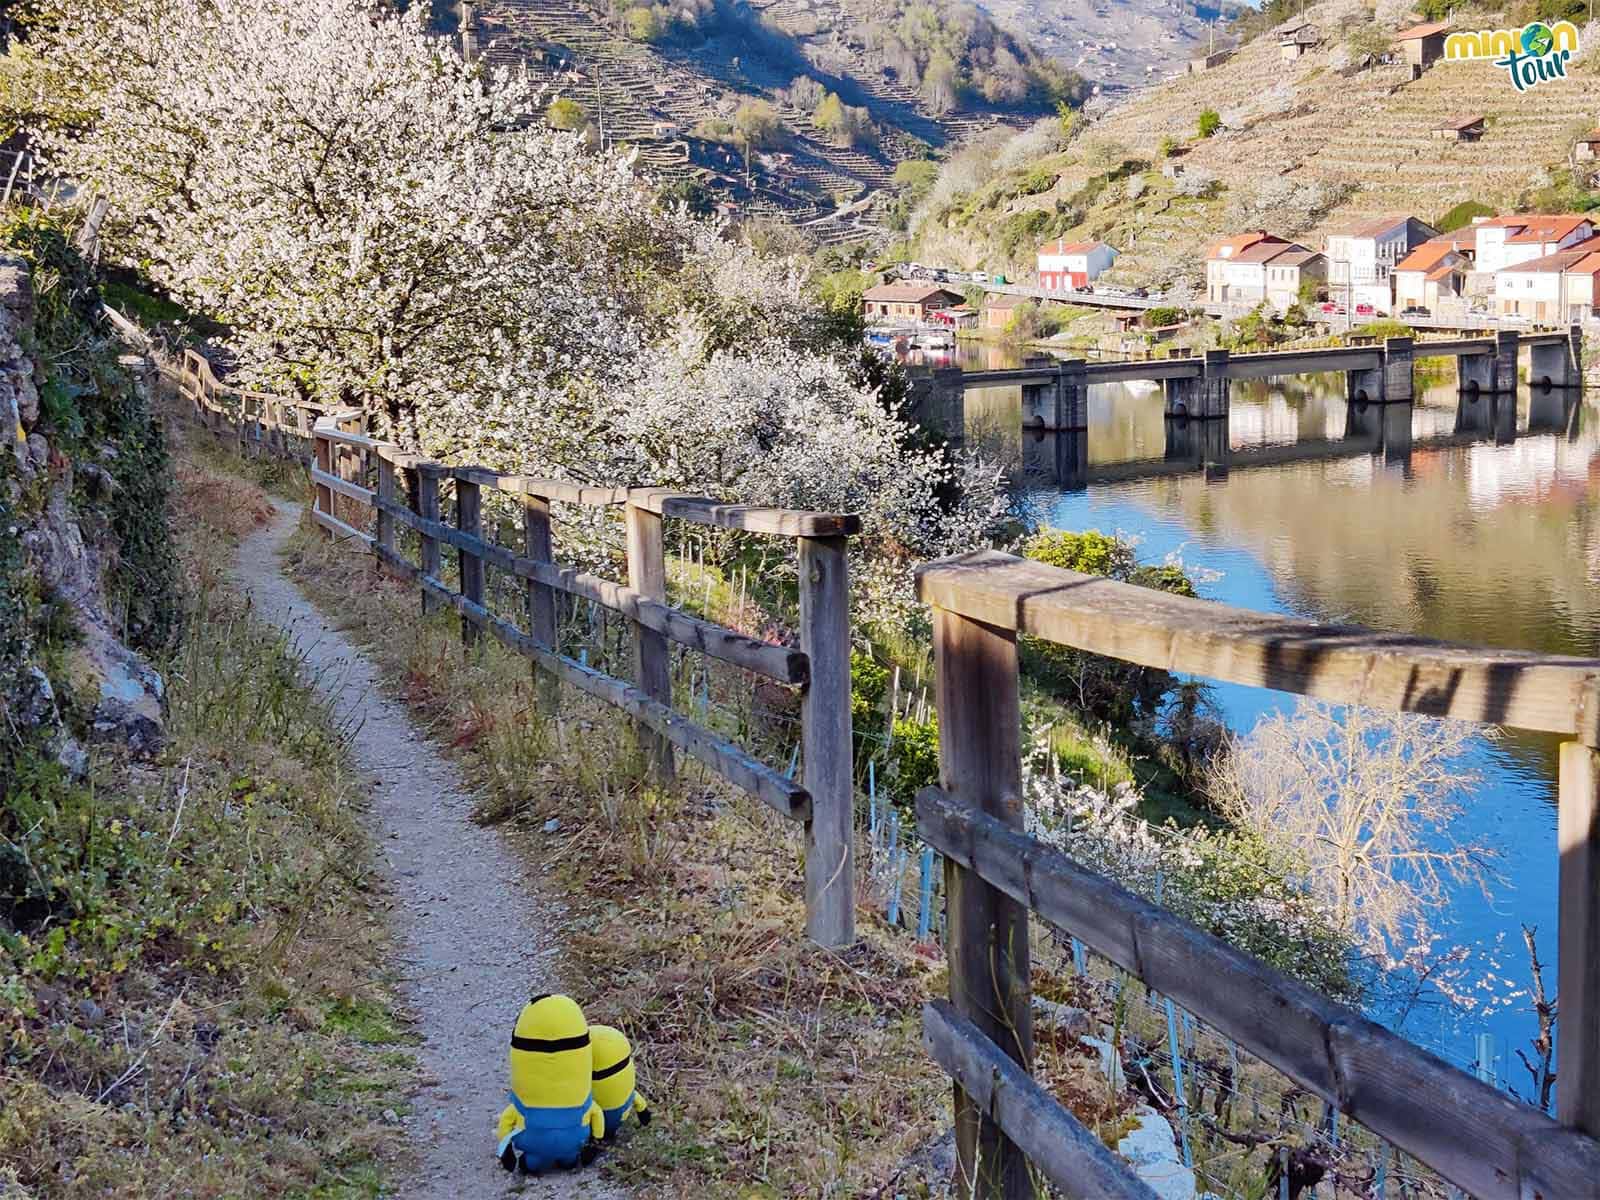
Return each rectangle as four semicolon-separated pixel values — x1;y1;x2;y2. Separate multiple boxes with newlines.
964;364;1600;1074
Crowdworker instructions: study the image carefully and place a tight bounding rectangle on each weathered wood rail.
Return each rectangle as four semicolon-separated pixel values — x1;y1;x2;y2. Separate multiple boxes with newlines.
307;411;859;948
126;317;862;948
170;348;328;463
915;549;1600;1199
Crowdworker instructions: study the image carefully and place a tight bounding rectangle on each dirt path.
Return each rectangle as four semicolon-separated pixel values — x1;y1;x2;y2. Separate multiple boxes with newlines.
231;502;626;1200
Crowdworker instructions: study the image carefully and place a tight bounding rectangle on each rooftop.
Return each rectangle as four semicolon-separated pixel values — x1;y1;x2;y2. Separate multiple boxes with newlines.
1395;241;1464;272
862;283;964;303
1038;238;1111;256
1232;239;1313;264
1506;215;1592;243
1266;246;1321;267
1206;230;1280;260
1331;213;1419;239
1435;114;1485;131
1499;238;1600;273
1395;21;1451;40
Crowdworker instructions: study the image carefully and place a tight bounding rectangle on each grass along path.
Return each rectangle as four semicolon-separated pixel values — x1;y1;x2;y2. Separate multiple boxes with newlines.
228;501;624;1200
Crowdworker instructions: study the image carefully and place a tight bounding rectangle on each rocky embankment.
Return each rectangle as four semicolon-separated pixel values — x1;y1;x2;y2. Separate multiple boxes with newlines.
1;252;167;783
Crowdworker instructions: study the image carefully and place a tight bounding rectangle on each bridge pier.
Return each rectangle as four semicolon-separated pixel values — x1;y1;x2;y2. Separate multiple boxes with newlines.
1381;401;1413;471
1457;351;1496;397
1019;360;1088;433
1383;336;1414;403
1529;388;1579;435
1346;364;1385;405
1529;325;1584;389
1164;350;1229;420
907;367;966;440
1060;360;1087;431
1495;329;1521;393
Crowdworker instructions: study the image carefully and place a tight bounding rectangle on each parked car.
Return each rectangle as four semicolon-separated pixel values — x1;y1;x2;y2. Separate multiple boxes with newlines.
1319;301;1345;315
971;271;989;284
1399;305;1431;318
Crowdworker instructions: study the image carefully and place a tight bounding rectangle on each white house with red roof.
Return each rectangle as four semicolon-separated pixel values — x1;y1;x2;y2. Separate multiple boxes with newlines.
1204;232;1325;310
1393;236;1471;312
1037;238;1117;291
1493;241;1600;321
1475;215;1595;274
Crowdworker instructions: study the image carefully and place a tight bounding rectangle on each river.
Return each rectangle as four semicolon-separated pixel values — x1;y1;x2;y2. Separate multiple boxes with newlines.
954;355;1599;1086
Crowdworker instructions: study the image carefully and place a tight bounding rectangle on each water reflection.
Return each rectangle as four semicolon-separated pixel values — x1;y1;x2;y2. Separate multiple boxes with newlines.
967;360;1600;1061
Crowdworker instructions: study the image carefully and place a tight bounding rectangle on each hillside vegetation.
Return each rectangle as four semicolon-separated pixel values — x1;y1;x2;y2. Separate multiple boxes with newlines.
910;2;1600;287
475;0;1083;234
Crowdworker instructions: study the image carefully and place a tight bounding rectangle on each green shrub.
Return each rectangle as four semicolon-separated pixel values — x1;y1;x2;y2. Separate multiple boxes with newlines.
623;5;663;40
1144;305;1184;328
886;715;939;806
1019;165;1059;196
1019;531;1196;725
546;97;586;131
1023;529;1136;576
1436;200;1494;232
1196;108;1220;138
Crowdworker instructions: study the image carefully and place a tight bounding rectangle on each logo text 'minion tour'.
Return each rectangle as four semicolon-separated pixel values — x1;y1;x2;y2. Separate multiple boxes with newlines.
1445;20;1579;91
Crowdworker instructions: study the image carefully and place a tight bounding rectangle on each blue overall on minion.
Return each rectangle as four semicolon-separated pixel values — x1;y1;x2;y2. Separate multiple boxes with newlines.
495;994;604;1173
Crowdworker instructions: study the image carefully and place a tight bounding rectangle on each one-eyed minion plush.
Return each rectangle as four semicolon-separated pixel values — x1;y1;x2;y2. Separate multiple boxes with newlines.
590;1024;652;1138
496;994;605;1173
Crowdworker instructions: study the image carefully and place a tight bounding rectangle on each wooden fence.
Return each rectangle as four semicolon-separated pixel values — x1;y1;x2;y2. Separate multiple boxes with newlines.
914;549;1600;1200
171;349;328;464
115;314;861;948
306;411;859;948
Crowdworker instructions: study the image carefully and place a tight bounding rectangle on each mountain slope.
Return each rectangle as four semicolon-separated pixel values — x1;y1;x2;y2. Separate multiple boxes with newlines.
975;0;1245;94
472;0;1078;229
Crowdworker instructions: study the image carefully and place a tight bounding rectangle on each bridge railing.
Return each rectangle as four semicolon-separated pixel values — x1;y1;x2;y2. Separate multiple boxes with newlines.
915;548;1600;1199
308;411;859;948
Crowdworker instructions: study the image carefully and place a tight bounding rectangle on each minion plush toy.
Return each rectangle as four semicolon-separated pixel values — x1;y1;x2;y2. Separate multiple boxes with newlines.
590;1024;652;1138
496;994;605;1173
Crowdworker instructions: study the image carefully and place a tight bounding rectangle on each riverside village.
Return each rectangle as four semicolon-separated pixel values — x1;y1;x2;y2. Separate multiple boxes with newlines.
5;2;1600;1199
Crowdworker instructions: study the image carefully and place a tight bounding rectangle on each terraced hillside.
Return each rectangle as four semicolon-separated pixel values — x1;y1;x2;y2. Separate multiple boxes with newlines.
911;2;1600;285
473;0;1055;237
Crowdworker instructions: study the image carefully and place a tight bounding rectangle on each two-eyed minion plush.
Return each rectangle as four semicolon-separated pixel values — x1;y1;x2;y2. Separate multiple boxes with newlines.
589;1024;652;1138
495;994;605;1173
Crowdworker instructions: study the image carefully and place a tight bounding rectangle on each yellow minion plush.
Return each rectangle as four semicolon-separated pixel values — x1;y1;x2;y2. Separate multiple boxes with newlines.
590;1024;652;1138
495;994;605;1173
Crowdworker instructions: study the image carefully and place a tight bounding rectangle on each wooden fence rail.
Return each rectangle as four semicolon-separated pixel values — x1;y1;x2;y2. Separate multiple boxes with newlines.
116;312;862;950
914;548;1600;1200
305;411;859;947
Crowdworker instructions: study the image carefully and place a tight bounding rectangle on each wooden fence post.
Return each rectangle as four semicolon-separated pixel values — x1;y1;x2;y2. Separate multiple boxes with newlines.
625;495;674;783
523;491;560;711
1558;737;1600;1137
313;426;333;539
416;464;443;614
375;455;396;566
457;475;483;649
799;535;854;948
932;603;1033;1199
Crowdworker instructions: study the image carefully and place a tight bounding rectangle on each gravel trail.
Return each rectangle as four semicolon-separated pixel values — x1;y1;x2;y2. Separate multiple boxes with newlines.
231;502;626;1200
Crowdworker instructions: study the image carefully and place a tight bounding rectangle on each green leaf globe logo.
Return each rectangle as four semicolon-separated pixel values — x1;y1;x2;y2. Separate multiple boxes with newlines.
1522;22;1554;56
